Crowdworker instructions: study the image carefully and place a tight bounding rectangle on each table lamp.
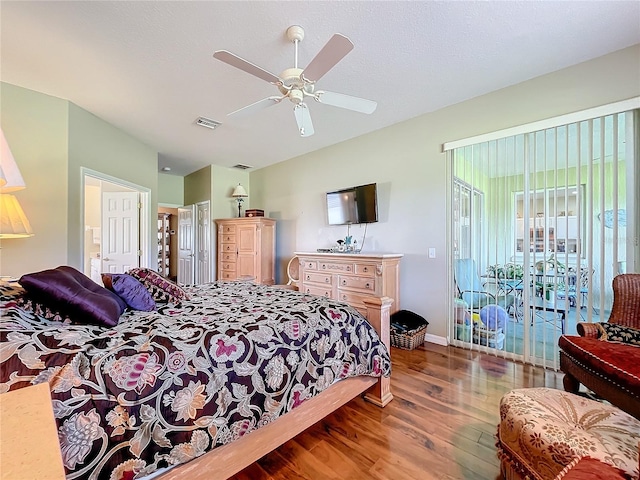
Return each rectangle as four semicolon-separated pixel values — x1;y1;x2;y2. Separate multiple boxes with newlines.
232;184;248;218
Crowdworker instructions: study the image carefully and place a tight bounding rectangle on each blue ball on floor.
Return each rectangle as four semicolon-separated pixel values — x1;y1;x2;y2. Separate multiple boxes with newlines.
480;304;508;331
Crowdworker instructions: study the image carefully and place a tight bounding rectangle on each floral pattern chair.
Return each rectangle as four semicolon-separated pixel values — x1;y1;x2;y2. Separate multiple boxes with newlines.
497;387;640;480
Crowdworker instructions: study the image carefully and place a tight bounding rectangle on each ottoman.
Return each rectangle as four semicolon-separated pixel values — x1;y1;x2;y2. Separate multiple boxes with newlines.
496;388;640;480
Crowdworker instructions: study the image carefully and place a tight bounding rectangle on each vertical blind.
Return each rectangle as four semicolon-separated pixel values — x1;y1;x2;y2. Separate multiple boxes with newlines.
447;107;637;368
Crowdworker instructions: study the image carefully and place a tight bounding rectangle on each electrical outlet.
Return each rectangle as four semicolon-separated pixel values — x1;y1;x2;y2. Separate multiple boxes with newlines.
428;248;436;258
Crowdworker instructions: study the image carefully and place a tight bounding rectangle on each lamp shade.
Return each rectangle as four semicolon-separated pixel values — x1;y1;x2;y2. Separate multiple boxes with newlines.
0;129;26;193
0;194;34;238
232;184;248;198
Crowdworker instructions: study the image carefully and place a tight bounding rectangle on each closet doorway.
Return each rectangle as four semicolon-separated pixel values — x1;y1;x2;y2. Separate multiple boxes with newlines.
177;201;211;285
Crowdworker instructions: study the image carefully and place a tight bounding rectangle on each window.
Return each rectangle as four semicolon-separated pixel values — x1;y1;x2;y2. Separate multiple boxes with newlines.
453;178;483;261
515;185;584;256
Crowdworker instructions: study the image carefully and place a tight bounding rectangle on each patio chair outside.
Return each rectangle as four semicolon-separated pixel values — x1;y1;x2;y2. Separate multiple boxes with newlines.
454;258;516;313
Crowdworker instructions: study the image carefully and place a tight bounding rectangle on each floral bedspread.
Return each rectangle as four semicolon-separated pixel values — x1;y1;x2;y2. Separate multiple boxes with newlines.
0;280;391;480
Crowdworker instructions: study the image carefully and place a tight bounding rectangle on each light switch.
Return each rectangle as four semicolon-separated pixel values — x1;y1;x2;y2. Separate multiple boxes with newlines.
429;248;436;258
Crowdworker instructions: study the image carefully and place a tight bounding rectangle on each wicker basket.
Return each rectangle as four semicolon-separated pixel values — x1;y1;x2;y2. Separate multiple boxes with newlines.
390;324;428;350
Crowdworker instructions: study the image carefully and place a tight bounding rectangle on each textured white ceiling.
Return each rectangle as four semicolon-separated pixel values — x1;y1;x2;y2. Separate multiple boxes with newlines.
1;1;639;176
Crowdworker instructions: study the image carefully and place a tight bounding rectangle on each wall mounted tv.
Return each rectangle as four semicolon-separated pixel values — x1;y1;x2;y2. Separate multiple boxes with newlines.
326;183;378;225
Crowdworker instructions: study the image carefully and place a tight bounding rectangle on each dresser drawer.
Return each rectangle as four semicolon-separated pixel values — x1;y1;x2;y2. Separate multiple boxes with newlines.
354;263;377;277
319;262;354;273
220;252;236;262
338;275;376;293
301;260;318;270
219;233;236;243
219;271;235;280
337;290;372;309
220;225;235;234
304;272;333;285
220;262;236;272
303;284;333;299
220;243;236;253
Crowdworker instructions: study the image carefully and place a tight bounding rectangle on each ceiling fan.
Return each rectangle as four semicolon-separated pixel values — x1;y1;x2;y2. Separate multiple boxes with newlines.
213;25;377;137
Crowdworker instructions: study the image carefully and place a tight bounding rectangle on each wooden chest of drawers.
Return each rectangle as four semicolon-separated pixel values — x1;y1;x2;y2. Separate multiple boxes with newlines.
296;252;402;315
216;218;276;284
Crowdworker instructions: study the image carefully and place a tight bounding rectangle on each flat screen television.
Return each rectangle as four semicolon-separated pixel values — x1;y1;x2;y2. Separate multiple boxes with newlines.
326;183;378;225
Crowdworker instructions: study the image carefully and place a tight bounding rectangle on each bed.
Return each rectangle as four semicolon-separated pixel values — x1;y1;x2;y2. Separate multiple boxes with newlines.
0;269;392;480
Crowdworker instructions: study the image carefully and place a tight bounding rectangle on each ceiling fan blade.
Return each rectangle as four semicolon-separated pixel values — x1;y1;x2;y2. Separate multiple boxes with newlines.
228;96;283;118
213;50;281;84
293;103;314;137
315;91;377;114
301;34;354;82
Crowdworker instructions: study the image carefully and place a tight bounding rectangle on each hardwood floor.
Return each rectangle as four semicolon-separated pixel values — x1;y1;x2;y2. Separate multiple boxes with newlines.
231;343;564;480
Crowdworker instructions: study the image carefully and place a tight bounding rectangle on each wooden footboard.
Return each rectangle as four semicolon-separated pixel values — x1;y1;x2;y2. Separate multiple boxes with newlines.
158;296;393;480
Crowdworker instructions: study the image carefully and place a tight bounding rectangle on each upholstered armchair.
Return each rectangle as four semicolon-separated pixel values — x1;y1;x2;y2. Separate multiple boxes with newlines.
558;273;640;419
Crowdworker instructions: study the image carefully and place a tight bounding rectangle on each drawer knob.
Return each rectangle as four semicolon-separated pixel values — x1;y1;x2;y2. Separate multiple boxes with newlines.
342;294;347;300
366;283;371;289
306;288;311;293
342;279;346;285
306;275;310;280
363;267;368;272
325;278;330;283
347;266;351;271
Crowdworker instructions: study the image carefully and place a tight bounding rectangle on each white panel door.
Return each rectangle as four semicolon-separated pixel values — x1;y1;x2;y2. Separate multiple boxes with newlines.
177;206;195;285
101;192;139;274
195;201;211;285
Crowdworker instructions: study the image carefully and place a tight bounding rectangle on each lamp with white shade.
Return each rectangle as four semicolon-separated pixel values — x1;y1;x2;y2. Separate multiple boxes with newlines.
0;128;26;193
0;128;33;239
0;194;34;238
232;184;248;218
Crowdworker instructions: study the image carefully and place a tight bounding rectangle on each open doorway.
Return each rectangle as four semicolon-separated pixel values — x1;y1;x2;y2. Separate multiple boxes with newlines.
82;168;151;283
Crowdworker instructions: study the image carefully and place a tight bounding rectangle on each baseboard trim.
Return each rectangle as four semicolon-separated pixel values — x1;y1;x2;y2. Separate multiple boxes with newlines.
425;333;448;346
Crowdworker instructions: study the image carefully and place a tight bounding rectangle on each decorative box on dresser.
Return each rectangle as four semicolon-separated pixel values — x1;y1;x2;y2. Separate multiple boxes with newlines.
216;218;276;285
296;252;403;315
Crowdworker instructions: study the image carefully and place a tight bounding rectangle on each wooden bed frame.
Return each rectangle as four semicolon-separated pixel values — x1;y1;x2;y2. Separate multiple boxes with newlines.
158;296;393;480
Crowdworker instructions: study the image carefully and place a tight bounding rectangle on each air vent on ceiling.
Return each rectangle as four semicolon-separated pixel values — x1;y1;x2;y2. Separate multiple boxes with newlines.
233;164;253;170
195;116;222;130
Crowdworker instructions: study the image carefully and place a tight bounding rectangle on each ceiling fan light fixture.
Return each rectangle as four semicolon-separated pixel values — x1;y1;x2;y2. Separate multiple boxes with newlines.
289;89;304;105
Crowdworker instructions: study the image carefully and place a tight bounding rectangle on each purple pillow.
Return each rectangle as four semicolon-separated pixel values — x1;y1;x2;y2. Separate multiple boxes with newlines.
102;273;156;311
19;266;126;327
127;268;190;304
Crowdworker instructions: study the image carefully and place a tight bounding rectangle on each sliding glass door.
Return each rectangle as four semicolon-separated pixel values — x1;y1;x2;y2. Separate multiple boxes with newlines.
448;108;637;368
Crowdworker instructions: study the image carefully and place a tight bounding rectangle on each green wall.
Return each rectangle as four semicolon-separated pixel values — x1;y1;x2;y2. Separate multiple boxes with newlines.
184;165;211;206
0;82;159;277
0;82;69;277
158;173;184;206
67;103;158;269
211;165;249;220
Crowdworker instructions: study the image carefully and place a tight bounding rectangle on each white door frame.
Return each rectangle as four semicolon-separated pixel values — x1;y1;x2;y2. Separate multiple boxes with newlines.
195;200;211;284
177;205;195;285
81;167;152;273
